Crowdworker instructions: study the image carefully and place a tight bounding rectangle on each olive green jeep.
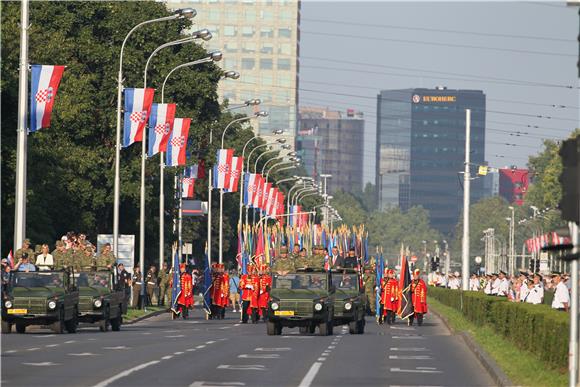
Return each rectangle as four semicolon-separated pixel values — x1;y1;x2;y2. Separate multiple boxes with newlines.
76;270;126;332
267;269;335;336
332;269;366;334
1;270;79;334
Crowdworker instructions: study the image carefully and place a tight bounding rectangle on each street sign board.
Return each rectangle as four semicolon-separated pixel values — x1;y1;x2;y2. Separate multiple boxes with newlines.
97;234;135;273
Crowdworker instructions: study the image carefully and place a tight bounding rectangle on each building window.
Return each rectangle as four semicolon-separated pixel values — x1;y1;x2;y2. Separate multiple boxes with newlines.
278;58;291;70
208;9;220;21
224;91;236;101
278;43;291;55
278;73;292;87
242;26;255;37
224;41;237;53
261;43;274;54
225;9;237;22
244;9;256;21
242;42;256;53
261;74;273;86
224;26;237;37
260;10;273;21
280;10;292;20
260;27;274;38
244;74;256;85
260;58;273;70
223;58;237;69
278;28;292;38
241;58;255;70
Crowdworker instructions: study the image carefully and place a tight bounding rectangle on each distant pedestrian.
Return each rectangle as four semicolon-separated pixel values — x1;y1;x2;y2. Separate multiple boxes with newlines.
551;273;569;311
132;266;142;308
229;271;240;313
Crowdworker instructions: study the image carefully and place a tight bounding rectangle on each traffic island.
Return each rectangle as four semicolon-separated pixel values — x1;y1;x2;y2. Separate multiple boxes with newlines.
429;297;567;387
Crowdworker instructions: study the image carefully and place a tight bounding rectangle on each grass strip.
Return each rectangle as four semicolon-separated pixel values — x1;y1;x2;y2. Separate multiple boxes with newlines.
429;297;568;387
124;306;166;322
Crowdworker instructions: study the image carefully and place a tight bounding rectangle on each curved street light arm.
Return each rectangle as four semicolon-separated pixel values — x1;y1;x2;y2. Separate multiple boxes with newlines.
161;56;214;102
253;148;278;173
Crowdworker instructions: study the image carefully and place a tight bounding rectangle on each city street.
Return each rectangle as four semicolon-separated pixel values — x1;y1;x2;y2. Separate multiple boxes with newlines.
2;310;493;387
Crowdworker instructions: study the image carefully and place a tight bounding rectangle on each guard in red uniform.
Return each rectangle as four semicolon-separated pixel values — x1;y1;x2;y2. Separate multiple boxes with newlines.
409;269;428;326
239;265;254;323
381;269;399;325
249;265;261;323
218;264;229;319
176;264;193;319
258;264;272;321
210;263;221;319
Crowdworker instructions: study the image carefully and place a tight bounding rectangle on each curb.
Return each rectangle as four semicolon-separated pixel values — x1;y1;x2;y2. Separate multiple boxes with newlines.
124;309;168;325
430;308;512;387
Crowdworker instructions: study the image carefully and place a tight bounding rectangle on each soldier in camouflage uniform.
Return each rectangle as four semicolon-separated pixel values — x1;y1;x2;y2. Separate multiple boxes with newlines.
79;245;95;271
158;262;170;306
14;239;34;262
272;246;295;275
96;243;116;269
363;265;377;315
52;241;67;269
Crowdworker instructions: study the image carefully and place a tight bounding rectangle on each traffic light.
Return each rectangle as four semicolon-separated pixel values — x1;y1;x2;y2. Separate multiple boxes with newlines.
558;138;579;224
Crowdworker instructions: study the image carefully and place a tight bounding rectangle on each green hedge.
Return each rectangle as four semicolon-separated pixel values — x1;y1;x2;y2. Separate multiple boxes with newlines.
429;287;569;371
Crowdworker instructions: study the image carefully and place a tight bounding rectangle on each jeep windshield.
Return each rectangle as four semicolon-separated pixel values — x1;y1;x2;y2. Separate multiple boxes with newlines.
75;272;112;288
332;273;358;291
272;273;327;290
11;272;66;288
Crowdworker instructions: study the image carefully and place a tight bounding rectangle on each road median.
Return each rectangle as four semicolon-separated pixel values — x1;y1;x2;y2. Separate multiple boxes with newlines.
124;307;168;325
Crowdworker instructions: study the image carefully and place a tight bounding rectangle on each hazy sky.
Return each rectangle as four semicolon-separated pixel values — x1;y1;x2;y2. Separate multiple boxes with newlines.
299;1;579;186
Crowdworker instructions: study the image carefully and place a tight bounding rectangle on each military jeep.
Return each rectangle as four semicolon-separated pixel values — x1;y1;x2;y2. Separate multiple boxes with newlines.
76;270;126;332
332;269;366;334
1;270;79;334
267;269;335;336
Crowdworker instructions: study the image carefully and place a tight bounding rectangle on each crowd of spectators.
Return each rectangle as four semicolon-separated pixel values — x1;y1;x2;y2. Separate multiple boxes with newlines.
429;269;572;312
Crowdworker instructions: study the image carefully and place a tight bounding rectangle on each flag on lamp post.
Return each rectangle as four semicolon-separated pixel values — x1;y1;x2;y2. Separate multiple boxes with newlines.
165;118;190;166
244;173;257;207
29;65;65;132
225;156;243;193
148;103;176;157
123;88;154;147
213;149;234;189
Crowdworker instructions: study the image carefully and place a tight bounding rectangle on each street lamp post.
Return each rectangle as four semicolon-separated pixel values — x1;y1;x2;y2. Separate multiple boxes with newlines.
508;206;515;275
319;174;332;227
218;112;268;264
113;8;196;261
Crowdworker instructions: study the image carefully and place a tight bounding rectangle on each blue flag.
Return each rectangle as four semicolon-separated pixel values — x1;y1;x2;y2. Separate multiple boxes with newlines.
202;245;213;315
170;249;181;313
375;253;384;319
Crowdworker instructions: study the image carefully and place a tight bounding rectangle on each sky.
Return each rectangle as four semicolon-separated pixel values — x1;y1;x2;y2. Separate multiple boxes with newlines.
298;1;579;186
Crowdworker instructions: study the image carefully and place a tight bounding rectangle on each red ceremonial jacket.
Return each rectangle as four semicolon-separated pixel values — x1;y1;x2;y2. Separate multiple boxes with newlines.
411;279;428;314
240;274;253;301
249;274;261;309
258;274;272;308
381;278;399;312
177;272;194;308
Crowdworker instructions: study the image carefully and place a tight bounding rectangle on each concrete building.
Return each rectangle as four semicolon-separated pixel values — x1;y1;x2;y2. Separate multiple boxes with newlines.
297;107;364;194
164;0;300;139
376;87;486;235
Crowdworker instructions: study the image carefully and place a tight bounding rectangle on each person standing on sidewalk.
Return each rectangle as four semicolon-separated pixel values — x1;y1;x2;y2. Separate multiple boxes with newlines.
551;272;570;311
229;270;240;313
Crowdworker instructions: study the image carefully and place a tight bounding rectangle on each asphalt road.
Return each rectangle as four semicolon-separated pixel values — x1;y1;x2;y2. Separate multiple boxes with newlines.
2;310;494;387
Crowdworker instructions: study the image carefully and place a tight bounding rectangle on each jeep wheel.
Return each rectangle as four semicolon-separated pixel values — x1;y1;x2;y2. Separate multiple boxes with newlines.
309;324;316;334
266;321;277;335
348;320;357;334
356;319;365;334
318;321;332;336
99;306;110;332
15;323;26;334
51;308;65;334
1;320;12;334
65;308;78;333
299;326;309;334
110;312;122;332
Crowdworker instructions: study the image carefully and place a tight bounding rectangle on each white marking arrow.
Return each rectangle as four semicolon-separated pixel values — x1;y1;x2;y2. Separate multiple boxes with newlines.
238;354;280;359
217;365;266;371
103;346;130;350
255;347;291;352
190;382;245;387
22;362;61;366
68;352;99;356
390;367;442;374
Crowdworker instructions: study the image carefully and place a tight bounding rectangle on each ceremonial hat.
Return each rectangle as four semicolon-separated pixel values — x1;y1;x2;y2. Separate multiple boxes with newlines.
413;268;420;275
499;270;507;275
551;271;561;277
534;273;543;281
21;252;29;259
179;263;186;270
387;269;395;275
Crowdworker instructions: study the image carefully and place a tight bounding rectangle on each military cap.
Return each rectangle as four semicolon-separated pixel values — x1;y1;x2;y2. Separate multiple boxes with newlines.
550;271;561;277
413;268;421;275
21;252;29;259
56;240;64;247
534;273;543;281
23;239;31;244
313;244;324;249
499;270;507;275
280;246;288;253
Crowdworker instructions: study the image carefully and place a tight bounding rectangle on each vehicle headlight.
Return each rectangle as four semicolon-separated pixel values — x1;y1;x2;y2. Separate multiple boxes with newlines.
314;303;323;311
93;299;102;308
48;301;57;310
344;302;352;311
271;302;279;311
4;300;12;309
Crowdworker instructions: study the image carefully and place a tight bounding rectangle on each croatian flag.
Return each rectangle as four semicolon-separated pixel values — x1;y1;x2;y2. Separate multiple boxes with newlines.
225;157;244;193
30;65;65;133
123;88;154;147
186;164;200;179
261;182;272;211
244;173;257;206
277;192;284;217
252;175;264;209
165;118;190;166
181;176;195;198
148;103;176;157
266;187;277;216
213;149;234;190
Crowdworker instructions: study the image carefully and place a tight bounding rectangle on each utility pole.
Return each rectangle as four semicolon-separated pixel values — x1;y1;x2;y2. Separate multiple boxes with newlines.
461;109;471;290
14;0;29;252
508;206;515;275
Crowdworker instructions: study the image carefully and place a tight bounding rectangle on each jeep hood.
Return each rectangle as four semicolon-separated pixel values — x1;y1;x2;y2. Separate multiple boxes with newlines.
79;286;110;297
12;287;65;298
335;289;358;300
271;289;328;301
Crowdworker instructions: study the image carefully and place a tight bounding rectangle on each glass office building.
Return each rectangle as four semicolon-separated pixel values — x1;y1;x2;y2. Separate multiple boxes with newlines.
376;87;486;235
164;0;300;140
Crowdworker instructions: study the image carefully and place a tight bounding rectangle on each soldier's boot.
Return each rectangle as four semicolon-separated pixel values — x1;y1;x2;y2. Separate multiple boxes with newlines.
220;306;226;320
408;315;414;326
251;308;259;324
261;308;268;321
385;311;391;325
390;311;396;325
417;313;424;326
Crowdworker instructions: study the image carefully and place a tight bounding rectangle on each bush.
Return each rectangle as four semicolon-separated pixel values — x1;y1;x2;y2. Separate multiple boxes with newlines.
429;287;569;371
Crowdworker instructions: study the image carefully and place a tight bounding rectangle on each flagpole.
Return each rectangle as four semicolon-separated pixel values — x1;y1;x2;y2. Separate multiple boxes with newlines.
13;0;29;252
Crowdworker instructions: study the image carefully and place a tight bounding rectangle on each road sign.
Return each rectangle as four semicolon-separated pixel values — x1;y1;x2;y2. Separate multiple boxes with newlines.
97;234;135;273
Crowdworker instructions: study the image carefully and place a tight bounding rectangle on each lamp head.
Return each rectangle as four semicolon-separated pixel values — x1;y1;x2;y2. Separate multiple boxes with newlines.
281;144;291;150
176;8;197;19
272;129;284;135
287;152;297;157
255;111;268;117
194;28;211;40
223;70;240;79
209;50;223;62
276;138;287;144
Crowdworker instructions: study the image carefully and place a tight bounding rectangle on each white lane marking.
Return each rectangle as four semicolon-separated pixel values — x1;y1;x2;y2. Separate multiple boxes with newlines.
174;352;184;355
417;367;437;370
281;336;313;339
327;346;336;349
298;362;323;387
238;354;280;359
389;355;432;360
64;340;77;344
218;338;228;341
34;334;55;338
392;336;424;339
234;324;241;327
92;360;160;387
103;346;130;350
22;362;61;366
317;357;326;362
69;353;99;356
320;353;329;357
162;355;173;360
206;340;216;344
187;349;197;352
164;330;180;333
46;344;59;348
27;347;40;351
141;332;152;335
4;350;17;354
390;326;415;331
88;338;97;341
217;365;266;371
190;382;245;387
255;347;291;352
389;347;428;352
322;351;331;354
196;345;206;349
165;335;185;338
390;368;442;374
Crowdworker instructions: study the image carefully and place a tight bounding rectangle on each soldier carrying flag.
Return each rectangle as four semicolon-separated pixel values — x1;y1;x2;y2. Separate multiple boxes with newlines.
409;269;428;326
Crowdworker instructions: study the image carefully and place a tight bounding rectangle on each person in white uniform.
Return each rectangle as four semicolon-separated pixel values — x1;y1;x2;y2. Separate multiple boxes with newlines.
551;273;570;311
497;271;510;297
525;273;544;305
